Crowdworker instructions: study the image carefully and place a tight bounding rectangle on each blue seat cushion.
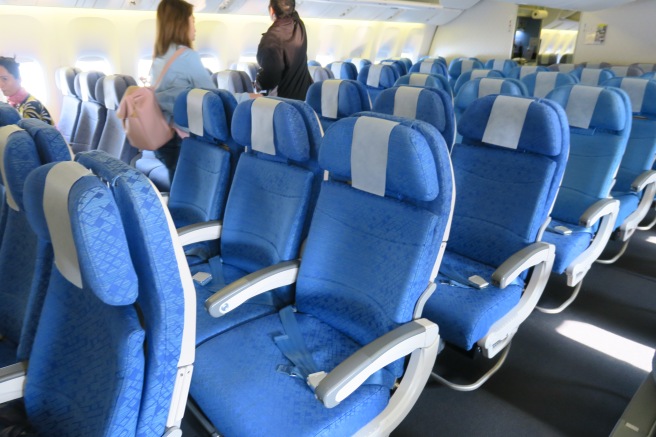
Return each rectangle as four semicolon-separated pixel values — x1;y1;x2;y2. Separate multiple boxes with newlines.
423;251;524;351
191;261;280;344
542;219;594;274
191;312;390;437
611;191;641;229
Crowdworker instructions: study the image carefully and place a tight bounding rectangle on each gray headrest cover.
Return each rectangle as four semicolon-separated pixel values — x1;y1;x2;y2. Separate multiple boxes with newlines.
620;79;647;113
78;72;91;102
409;74;429;87
470;70;489;80
534;72;559;98
520;66;538;79
478;78;503;97
393;86;422;119
367;65;384;88
44;161;92;288
581;69;602;86
321;80;341;119
492;60;505;71
251;98;281;155
330;63;343;79
565;86;603;129
419;61;434;74
187;89;210;136
461;60;474;73
482;96;532;149
0;125;23;211
559;64;576;73
352;117;398;196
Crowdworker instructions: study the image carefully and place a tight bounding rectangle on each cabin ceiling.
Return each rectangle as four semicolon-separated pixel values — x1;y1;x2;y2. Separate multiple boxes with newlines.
0;0;639;23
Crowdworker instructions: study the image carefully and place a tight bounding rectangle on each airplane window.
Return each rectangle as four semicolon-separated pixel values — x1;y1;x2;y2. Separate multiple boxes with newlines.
14;58;48;105
137;57;152;86
315;55;334;67
75;56;112;75
200;55;220;74
238;55;258;65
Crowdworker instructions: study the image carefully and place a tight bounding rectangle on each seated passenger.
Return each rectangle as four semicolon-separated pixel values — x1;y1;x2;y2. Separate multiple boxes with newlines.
0;56;53;125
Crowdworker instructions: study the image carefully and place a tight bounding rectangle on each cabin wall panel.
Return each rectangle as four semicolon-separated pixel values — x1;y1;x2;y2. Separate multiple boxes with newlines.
428;0;517;63
575;0;656;65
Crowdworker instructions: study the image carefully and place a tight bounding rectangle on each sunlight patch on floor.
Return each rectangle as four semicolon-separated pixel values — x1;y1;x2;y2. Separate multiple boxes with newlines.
646;235;656;245
556;320;654;372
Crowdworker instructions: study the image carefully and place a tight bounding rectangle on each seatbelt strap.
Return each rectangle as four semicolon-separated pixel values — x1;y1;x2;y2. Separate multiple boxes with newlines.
439;265;489;289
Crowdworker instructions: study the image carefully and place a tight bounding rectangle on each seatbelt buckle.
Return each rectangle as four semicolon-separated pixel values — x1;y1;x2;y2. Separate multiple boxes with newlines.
467;275;489;289
551;225;572;235
307;371;327;391
192;271;212;286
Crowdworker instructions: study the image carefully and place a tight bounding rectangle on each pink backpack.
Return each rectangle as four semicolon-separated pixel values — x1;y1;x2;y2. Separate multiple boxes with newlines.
117;48;186;151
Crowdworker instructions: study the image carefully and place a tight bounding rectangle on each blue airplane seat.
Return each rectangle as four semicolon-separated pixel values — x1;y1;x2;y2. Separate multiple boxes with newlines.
229;61;259;83
642;71;656;80
307;60;321;67
392;57;413;73
539;85;632;312
373;85;456;150
74;150;196;435
632;63;656;73
0;122;71;370
521;71;578;98
190;111;454;436
484;59;518;76
177;97;322;346
212;69;254;93
357;64;399;104
418;55;447;64
423;95;569;388
611;65;644;78
306;79;371;132
54;67;82;144
410;58;448;77
308;65;334;83
395;73;452;97
447;58;484;89
453;69;504;95
548;63;581;73
345;57;372;73
326;61;358;80
508;65;549;79
571;67;616;86
600;78;656;260
0;161;144;435
95;74;139;164
454;77;528;123
0;103;21;245
380;59;408;77
69;71;106;154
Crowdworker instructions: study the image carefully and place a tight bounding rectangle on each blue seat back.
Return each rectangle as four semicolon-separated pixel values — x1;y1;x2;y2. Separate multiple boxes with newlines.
345;57;372;73
571;68;615;86
484;59;518;76
603;77;656;192
225;97;320;281
508;65;549;79
0;103;20;126
610;65;644;77
296;112;453;352
96;74;139;163
548;63;580;73
454;69;504;95
308;66;334;83
454;77;528;121
545;85;632;224
230;61;259;83
307;60;321;67
170;88;238;228
451;95;569;267
75;150;194;435
70;71;106;154
410;59;448;77
395;73;452;96
357;64;399;103
373;85;456;149
447;58;484;88
632;63;656;73
521;71;578;98
326;61;358;80
22;161;143;436
306;79;371;132
55;67;82;143
212;70;254;93
380;59;407;77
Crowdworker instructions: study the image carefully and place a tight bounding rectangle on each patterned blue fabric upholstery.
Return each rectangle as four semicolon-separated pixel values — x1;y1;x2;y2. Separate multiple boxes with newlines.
542;219;594;273
0;103;19;126
484;59;518;76
357;64;399;103
70;71;106;154
75;150;189;436
508;65;549;79
424;95;569;350
544;85;631;273
410;59;448;77
453;69;504;95
54;67;82;144
191;112;453;435
521;71;578;98
373;85;456;150
395;73;452;96
169;89;237;229
447;58;484;88
454;77;528;122
305;79;371;131
326;61;358;80
14;162;144;436
571;68;615;86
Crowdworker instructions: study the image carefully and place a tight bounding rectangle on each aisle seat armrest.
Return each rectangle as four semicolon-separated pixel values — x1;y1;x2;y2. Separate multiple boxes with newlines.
492;242;553;289
177;220;222;247
0;362;27;404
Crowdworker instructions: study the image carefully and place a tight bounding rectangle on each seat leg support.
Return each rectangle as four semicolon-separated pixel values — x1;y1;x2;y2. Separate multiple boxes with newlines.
536;281;583;314
596;240;630;265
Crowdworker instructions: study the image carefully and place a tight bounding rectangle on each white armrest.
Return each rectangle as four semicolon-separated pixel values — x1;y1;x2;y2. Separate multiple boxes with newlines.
618;170;656;241
177;220;222;247
313;319;439;409
481;242;555;358
566;198;619;285
492;242;553;289
0;361;27;404
205;260;300;317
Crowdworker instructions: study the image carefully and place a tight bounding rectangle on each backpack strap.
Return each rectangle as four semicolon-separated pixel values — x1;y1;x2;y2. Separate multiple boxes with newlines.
153;47;188;90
